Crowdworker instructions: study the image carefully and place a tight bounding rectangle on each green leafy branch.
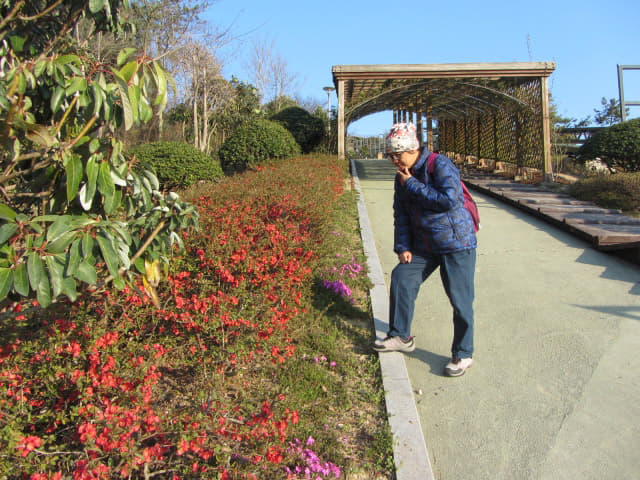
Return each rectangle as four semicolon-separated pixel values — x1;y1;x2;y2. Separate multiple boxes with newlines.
0;0;196;310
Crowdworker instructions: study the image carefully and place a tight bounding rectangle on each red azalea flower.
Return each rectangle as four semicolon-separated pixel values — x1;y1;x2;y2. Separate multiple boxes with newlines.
17;435;41;457
266;446;283;464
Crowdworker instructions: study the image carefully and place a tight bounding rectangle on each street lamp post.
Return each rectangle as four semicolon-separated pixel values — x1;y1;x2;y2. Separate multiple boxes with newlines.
323;86;335;133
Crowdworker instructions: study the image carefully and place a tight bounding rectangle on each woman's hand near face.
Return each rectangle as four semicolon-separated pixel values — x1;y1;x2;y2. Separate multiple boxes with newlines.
396;167;412;186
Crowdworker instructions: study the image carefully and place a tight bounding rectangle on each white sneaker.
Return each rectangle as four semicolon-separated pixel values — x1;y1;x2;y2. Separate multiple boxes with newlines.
444;357;473;377
373;336;415;353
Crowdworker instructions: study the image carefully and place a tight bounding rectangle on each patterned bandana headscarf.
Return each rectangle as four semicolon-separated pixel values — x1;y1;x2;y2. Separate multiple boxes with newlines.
385;122;419;153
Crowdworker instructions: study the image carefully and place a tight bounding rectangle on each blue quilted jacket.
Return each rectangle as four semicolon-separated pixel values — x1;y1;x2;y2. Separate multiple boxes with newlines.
393;149;477;255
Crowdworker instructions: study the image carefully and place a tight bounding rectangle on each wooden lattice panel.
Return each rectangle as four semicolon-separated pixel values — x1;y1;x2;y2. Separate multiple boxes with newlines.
437;78;544;169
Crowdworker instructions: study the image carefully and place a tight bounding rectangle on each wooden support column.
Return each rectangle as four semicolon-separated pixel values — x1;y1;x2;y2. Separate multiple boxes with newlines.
453;120;458;158
493;114;498;161
416;111;423;146
463;117;469;163
337;79;345;160
515;113;523;171
426;101;433;151
476;116;482;164
541;76;553;181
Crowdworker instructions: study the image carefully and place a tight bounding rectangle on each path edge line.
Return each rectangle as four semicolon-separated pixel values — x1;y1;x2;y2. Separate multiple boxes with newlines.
350;159;434;480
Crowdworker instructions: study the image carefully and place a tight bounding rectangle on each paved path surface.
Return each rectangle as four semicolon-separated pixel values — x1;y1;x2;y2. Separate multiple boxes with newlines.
352;159;640;480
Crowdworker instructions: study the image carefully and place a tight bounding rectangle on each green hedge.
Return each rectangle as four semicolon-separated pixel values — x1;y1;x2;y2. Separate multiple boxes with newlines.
270;106;325;153
218;118;300;174
579;118;640;172
127;142;224;189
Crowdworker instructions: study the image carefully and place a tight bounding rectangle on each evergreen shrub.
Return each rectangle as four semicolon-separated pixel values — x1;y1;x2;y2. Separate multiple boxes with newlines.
270;106;325;153
127;142;223;189
569;172;640;212
219;118;300;173
578;118;640;172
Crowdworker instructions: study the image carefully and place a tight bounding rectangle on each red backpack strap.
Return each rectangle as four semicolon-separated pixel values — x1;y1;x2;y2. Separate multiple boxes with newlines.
426;152;438;174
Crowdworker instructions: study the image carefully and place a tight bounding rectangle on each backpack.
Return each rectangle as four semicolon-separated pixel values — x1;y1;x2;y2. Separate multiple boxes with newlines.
427;153;481;232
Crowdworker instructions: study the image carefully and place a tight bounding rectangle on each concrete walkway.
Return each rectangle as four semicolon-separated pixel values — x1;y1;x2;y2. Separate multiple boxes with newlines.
352;159;640;480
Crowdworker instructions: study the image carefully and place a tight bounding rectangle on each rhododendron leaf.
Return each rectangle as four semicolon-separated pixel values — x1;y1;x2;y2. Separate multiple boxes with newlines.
0;267;12;300
65;76;87;96
117;83;134;130
134;257;145;274
45;216;71;242
141;174;152;192
91;83;103;117
81;233;94;259
142;169;159;191
0;223;18;244
117;47;137;66
103;187;119;214
153;61;167;107
128;84;140;124
169;231;183;249
47;230;76;254
27;252;43;290
60;276;78;302
50;86;64;114
98;161;115;208
115;240;130;270
110;164;127;187
109;222;131;245
140;98;153;123
45;255;65;298
112;274;125;290
65;153;82;201
74;260;97;284
118;60;138;83
26;125;55;148
79;156;99;210
141;184;152;209
89;0;105;14
66;239;82;276
54;54;80;66
0;203;16;221
96;232;120;278
36;273;51;307
112;189;122;211
13;262;29;296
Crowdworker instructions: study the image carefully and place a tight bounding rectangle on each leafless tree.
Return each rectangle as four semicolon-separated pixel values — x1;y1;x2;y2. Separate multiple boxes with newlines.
247;36;298;111
177;39;235;154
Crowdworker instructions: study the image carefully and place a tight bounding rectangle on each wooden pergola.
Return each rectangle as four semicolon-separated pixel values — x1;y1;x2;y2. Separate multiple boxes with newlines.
331;62;556;179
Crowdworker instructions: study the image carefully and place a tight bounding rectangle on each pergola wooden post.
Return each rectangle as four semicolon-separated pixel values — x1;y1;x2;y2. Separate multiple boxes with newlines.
337;79;344;160
541;76;553;181
332;62;556;179
426;100;433;151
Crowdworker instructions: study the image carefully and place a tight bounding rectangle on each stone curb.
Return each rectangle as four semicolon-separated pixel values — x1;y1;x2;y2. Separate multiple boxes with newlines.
350;159;434;480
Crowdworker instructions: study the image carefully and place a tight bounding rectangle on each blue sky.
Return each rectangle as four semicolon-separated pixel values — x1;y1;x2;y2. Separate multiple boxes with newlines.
204;0;640;136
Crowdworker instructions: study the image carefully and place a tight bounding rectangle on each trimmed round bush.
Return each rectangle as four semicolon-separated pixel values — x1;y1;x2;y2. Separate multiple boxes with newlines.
579;118;640;172
270;106;325;153
219;118;300;173
127;142;223;189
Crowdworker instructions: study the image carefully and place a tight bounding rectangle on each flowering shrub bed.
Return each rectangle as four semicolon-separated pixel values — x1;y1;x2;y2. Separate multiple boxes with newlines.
0;155;391;479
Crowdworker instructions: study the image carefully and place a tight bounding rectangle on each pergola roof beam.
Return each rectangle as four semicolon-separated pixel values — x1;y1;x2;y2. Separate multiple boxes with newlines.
331;62;556;181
